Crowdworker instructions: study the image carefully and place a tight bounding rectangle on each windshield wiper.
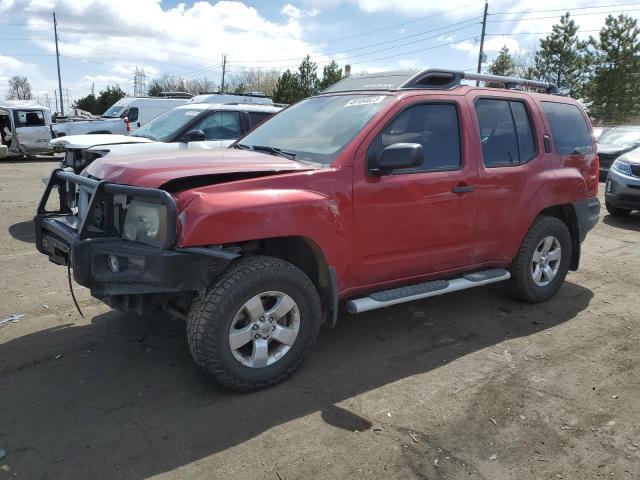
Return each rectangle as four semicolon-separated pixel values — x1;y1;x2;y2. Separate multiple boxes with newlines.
250;145;297;160
233;143;253;151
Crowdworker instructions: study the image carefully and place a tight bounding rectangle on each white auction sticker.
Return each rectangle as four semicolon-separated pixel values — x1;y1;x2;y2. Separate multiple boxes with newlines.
344;96;385;107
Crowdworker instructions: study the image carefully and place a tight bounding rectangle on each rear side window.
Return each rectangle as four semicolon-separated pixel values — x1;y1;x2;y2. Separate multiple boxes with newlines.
371;103;461;173
541;102;593;155
249;111;272;128
475;99;536;166
126;107;139;122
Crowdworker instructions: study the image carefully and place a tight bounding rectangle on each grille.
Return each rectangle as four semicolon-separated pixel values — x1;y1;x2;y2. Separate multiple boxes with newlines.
631;163;640;177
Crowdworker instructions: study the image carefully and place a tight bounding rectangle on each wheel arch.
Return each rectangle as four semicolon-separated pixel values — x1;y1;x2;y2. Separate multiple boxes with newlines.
237;236;339;326
537;204;580;271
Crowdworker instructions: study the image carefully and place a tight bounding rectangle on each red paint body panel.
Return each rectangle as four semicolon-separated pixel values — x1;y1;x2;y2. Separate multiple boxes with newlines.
92;87;597;299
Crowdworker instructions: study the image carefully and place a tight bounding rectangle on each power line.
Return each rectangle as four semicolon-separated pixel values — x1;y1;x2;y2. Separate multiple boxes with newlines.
487;7;640;22
231;17;481;63
490;1;640;15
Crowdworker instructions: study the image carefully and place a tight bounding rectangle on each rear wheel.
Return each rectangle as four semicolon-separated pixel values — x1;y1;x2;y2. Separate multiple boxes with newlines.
507;216;571;303
605;201;631;217
186;256;322;391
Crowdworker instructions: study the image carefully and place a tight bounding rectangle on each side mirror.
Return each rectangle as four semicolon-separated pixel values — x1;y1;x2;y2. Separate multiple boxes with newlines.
180;129;206;142
370;143;423;175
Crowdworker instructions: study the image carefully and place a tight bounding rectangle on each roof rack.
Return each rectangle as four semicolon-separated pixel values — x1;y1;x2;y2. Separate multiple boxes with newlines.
322;69;559;94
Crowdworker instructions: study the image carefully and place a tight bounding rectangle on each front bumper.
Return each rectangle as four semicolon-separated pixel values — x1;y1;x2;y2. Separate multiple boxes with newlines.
34;169;233;299
605;167;640;210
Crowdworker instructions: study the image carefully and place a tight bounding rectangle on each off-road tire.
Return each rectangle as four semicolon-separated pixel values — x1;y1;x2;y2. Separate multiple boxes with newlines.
186;256;322;392
605;201;631;217
506;215;572;303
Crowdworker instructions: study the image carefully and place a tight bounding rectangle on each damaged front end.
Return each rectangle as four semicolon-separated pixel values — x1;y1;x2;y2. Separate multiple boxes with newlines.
34;169;234;315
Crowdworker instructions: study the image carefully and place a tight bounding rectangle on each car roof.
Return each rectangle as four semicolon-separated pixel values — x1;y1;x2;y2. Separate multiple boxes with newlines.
174;103;282;113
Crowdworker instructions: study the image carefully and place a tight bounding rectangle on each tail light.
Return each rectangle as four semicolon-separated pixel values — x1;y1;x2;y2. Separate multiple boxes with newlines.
124;116;130;134
595;154;600;185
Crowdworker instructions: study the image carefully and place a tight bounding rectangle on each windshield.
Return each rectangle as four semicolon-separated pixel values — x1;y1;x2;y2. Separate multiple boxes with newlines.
132;108;205;142
238;94;393;164
102;104;127;118
598;128;640;147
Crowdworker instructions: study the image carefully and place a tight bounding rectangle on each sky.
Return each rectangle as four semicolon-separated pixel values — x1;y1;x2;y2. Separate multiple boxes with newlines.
1;0;640;112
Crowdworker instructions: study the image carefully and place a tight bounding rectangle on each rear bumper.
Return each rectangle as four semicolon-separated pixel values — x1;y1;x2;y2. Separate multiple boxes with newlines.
605;168;640;210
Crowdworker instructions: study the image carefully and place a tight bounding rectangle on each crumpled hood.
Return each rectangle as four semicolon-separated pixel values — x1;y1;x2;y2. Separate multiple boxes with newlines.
49;134;154;150
597;142;637;156
85;148;317;189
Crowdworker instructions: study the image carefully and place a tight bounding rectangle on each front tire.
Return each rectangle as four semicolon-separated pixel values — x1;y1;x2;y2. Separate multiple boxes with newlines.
605;201;631;217
186;256;322;392
507;216;572;303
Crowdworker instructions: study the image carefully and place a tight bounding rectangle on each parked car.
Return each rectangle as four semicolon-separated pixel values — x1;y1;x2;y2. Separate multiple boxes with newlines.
605;147;640;216
0;101;54;158
50;103;283;174
35;69;600;391
52;95;192;137
596;125;640;176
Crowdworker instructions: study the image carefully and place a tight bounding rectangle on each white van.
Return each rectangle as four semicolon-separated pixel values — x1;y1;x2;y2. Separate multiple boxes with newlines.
0;101;53;158
102;96;192;131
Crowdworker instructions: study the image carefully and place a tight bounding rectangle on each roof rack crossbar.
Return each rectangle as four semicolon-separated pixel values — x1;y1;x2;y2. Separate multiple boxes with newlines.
400;69;558;94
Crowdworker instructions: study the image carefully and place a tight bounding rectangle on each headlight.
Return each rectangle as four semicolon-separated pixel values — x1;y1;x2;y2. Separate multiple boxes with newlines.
612;159;632;175
122;199;168;247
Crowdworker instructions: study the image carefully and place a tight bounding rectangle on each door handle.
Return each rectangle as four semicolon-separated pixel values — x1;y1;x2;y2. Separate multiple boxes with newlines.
452;185;475;194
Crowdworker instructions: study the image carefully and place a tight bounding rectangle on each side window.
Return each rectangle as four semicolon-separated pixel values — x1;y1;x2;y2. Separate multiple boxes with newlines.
14;110;45;127
191;111;241;140
249;112;271;128
475;99;536;167
370;103;461;173
541;102;593;155
126;107;139;122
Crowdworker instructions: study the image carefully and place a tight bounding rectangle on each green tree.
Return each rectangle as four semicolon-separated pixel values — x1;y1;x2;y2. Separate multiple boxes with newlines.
272;69;299;104
72;93;98;113
531;13;590;95
318;60;343;90
96;85;126;114
587;14;640;124
297;55;319;98
488;46;516;77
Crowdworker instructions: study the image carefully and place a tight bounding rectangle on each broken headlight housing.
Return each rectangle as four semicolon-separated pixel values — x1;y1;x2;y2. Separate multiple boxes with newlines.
121;199;168;247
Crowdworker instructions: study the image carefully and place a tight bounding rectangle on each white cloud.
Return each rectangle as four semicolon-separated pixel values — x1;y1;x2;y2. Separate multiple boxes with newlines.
281;3;302;18
454;36;523;55
308;8;321;17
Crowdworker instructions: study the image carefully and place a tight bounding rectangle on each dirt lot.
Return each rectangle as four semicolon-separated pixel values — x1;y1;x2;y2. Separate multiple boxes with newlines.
0;160;638;480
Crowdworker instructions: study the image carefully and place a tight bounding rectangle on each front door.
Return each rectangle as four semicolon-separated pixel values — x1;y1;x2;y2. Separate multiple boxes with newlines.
351;99;479;290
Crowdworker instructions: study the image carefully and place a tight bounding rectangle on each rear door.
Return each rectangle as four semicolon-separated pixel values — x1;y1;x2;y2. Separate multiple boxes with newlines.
13;109;52;154
467;92;548;265
351;96;479;288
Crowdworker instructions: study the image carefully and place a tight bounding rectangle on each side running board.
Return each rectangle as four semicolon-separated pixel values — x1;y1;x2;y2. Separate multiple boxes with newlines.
346;269;510;314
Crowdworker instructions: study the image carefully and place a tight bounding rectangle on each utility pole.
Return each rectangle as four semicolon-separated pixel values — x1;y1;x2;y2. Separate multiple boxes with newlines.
53;12;64;116
54;90;58;113
476;1;488;86
91;82;94;96
221;54;227;93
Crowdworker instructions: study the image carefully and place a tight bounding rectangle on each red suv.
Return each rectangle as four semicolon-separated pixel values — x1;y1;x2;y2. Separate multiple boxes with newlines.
35;69;600;391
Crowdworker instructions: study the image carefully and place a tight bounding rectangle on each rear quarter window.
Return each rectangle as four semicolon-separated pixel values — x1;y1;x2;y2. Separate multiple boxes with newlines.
541;102;593;155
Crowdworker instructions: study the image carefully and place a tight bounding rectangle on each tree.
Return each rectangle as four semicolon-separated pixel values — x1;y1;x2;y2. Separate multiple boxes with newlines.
487;46;516;88
272;69;299;104
74;85;126;115
531;13;590;95
488;46;516;77
6;76;32;100
318;60;343;90
586;14;640;124
147;74;215;96
297;55;319;99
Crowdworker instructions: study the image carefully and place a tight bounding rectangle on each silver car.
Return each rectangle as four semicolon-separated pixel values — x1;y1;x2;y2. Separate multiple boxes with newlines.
605;148;640;216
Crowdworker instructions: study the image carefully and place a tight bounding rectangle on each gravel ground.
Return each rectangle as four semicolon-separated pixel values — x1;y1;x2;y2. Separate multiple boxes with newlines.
0;160;638;480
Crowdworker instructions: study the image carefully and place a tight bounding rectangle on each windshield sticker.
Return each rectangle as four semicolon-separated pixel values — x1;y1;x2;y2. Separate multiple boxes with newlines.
344;96;385;107
184;111;200;116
